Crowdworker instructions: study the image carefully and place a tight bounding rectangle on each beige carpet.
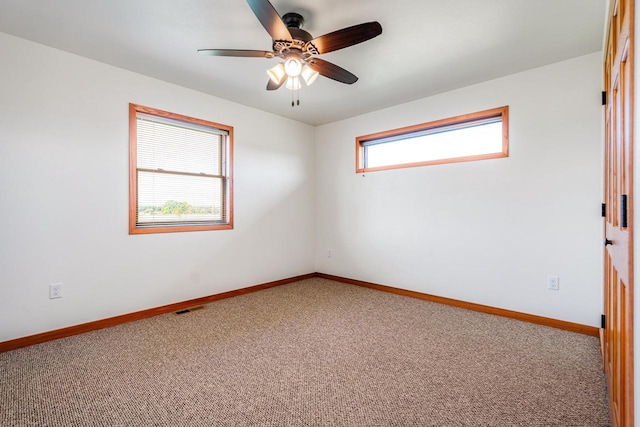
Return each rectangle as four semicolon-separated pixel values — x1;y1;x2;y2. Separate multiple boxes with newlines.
0;278;609;426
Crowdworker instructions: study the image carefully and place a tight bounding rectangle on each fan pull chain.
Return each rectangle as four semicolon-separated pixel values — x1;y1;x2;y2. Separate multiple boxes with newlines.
291;86;301;107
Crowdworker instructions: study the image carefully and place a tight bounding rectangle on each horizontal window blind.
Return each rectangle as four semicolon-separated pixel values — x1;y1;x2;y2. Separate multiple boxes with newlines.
131;106;231;231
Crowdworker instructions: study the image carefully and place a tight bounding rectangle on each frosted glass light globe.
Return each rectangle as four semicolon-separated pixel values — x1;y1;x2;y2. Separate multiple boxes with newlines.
284;58;303;77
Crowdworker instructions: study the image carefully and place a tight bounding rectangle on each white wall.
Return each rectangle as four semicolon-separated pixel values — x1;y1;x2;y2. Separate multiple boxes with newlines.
0;29;604;342
315;53;603;327
0;32;316;342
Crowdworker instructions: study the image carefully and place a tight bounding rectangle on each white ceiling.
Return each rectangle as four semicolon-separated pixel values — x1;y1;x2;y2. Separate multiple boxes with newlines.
0;0;606;126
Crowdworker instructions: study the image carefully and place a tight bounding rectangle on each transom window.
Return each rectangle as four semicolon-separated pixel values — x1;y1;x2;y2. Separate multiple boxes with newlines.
356;106;508;173
129;104;233;234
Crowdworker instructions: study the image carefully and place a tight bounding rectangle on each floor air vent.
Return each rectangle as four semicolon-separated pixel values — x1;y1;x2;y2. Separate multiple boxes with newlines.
175;306;205;315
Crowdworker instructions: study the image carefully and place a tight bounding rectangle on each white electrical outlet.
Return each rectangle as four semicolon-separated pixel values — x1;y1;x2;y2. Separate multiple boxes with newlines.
328;249;333;258
49;283;62;299
548;276;560;291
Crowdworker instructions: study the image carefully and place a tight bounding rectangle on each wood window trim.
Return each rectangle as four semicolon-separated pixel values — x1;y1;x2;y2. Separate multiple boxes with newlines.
128;103;234;234
355;106;509;173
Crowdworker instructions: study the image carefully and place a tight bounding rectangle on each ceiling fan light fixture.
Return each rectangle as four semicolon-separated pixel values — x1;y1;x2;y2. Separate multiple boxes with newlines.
284;57;303;77
301;64;319;86
267;63;286;84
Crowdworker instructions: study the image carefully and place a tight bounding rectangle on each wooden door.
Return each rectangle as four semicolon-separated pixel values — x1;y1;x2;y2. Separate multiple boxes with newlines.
603;1;634;426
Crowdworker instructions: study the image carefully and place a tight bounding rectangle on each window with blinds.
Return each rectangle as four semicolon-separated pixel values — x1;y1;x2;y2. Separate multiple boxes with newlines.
129;104;233;234
356;106;508;173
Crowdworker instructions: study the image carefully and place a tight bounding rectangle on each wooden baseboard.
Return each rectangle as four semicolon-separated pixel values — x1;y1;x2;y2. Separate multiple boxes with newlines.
1;271;599;353
0;273;315;353
316;273;600;337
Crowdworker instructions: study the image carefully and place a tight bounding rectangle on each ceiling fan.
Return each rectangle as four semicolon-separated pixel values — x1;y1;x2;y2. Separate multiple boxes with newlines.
198;0;382;105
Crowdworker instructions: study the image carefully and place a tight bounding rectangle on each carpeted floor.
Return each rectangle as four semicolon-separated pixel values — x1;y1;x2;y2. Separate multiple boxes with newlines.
0;278;609;426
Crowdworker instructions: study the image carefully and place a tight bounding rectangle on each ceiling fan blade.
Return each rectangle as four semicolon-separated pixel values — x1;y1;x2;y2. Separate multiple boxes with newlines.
307;58;358;84
197;49;273;58
246;0;292;42
307;22;382;54
267;78;286;91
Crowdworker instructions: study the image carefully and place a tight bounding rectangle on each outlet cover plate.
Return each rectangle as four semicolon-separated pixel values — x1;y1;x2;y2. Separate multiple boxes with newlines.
49;283;62;299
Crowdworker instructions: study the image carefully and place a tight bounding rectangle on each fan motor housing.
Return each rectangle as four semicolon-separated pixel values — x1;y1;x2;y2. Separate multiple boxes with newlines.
289;28;313;42
274;12;313;50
